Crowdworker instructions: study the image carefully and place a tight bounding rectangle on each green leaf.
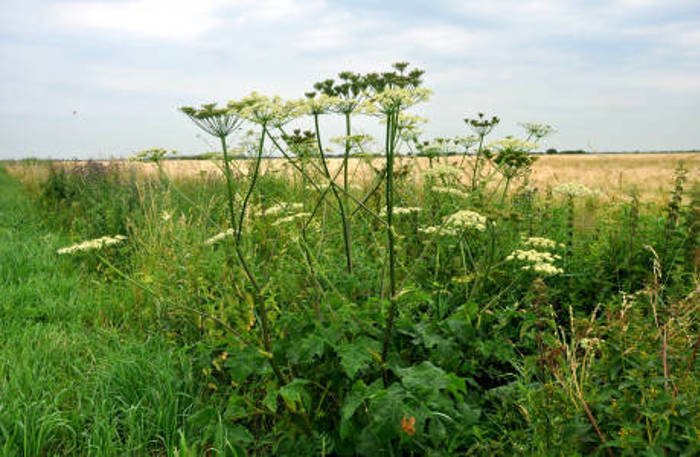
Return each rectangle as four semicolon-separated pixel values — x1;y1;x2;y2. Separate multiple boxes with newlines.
397;361;449;395
279;378;311;413
337;336;381;379
263;388;278;413
224;345;268;385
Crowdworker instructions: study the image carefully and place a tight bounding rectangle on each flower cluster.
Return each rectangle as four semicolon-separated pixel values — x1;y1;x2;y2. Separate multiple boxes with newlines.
465;112;500;137
131;148;174;162
445;210;487;231
231;92;305;127
380;206;422;217
487;137;538;153
422;163;462;178
506;241;564;275
518;122;556;140
303;93;340;116
431;186;469;199
523;236;565;250
553;183;598;198
57;235;126;255
420;209;487;236
507;249;561;264
204;229;234;246
396;113;429;134
364;87;432;115
180;103;243;138
522;263;564;275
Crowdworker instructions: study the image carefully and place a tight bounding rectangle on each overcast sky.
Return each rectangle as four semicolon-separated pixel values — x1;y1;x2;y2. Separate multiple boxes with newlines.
1;0;699;159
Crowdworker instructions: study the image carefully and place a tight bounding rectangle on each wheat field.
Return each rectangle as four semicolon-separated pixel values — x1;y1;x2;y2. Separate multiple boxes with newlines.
6;152;698;201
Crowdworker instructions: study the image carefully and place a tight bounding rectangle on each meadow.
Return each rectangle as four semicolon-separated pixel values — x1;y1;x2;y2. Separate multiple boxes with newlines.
0;63;698;456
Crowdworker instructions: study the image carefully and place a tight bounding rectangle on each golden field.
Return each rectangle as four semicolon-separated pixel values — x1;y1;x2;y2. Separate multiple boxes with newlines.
5;153;698;201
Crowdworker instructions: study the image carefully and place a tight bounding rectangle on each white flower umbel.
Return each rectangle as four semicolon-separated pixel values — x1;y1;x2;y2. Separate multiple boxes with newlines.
522;263;564;275
422;164;462;178
445;210;487;232
364;87;432;115
419;209;487;236
230;92;306;127
487;137;538;153
204;229;234;246
431;186;469;199
554;182;598;198
523;237;565;250
380;206;422;217
57;235;126;255
506;249;561;263
506;249;563;276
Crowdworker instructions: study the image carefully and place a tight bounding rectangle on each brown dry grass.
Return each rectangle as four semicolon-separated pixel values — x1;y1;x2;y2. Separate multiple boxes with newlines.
4;153;698;201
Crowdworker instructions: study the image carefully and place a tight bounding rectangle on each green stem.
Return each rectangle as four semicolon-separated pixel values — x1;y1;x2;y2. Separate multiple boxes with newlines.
271;127;385;226
471;134;484;191
343;112;353;271
381;110;398;382
313;113;353;274
230;126;285;385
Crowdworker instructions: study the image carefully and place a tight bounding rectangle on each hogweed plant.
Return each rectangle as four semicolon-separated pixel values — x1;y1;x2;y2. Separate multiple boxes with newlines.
488;137;538;202
464;112;500;190
25;61;699;456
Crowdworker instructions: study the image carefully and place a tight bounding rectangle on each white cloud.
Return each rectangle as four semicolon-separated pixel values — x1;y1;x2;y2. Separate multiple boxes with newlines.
392;25;483;56
51;0;324;41
53;0;228;41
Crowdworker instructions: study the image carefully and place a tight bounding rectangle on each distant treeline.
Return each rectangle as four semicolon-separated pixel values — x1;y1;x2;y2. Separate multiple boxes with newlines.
7;149;700;162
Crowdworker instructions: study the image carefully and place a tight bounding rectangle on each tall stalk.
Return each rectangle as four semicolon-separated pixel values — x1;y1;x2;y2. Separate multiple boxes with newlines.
234;125;285;384
471;134;484;191
343;112;353;271
381;110;398;382
313;113;353;274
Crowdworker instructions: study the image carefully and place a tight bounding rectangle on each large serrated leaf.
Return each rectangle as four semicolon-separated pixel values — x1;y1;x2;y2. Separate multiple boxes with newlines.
336;336;381;379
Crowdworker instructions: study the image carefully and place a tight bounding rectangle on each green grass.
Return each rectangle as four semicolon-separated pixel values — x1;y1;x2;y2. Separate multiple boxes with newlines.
0;168;216;456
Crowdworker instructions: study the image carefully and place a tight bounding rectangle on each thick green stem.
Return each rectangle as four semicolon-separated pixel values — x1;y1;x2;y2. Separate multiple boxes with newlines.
343;113;353;271
220;136;238;234
313;113;353;274
381;110;398;383
220;135;261;295
471;134;485;191
228;128;285;385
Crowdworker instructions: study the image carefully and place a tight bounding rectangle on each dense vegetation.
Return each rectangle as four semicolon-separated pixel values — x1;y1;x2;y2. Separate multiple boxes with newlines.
1;63;698;456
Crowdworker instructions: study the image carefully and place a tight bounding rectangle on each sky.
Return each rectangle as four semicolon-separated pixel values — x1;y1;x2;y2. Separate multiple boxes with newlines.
1;0;699;159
